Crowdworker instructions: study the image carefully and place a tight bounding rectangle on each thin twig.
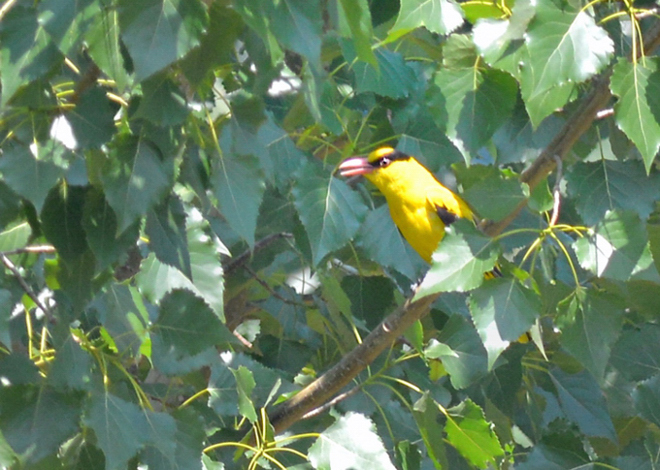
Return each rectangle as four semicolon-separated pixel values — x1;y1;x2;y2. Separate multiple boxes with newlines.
1;253;55;324
549;155;563;227
1;246;56;256
301;384;362;420
224;232;294;275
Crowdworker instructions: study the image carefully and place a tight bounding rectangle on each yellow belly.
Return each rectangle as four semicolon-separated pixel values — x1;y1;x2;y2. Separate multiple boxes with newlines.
387;197;444;263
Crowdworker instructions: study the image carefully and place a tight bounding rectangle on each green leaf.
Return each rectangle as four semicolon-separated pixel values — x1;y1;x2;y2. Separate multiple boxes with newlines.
0;145;68;212
566;160;660;226
58;250;97;310
101;135;173;233
154;289;235;357
82;188;140;272
356;204;424;281
234;0;322;71
143;408;204;470
85;2;131;92
429;68;518;158
293;162;368;265
335;0;377;66
0;5;63;105
84;392;151;470
47;334;93;391
412;393;448;469
549;367;617;441
522;0;613;101
469;278;540;369
462;169;527;222
346;44;418;99
557;290;623;381
232;366;258;423
93;284;149;356
41;185;88;266
610;58;660;173
397;113;464;168
68;86;118;149
308;412;396;470
211;155;265;247
38;0;98;54
633;374;660;428
140;411;178;470
516;437;590;470
0;290;13;351
416;220;501;297
390;0;464;38
0;182;21;229
146;195;191;279
574;210;660;282
135;74;189;126
118;0;207;81
426;315;488;389
445;399;504;469
611;325;660;382
0;386;81;465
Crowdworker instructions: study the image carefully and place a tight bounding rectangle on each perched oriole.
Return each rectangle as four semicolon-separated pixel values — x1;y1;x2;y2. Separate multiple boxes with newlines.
338;147;477;264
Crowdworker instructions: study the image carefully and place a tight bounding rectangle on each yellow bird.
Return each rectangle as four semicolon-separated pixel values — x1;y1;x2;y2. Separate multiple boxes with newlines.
338;147;477;264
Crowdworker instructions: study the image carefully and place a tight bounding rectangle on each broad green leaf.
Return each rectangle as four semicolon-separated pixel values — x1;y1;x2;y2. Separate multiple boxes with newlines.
520;66;576;127
356;204;424;281
232;366;258;423
135;74;189;126
611;325;660;382
0;5;63;105
38;0;98;55
211;155;265;247
469;278;540;369
257;117;307;189
146;195;191;279
416;220;501;297
397;113;463;168
0;223;31;254
445;399;504;468
426;315;488;389
140;411;177;470
92;284;149;356
462;170;527;222
41;185;89;266
308;412;397;470
516;438;590;470
345;44;418;99
341;275;395;330
293;162;368;265
0;290;13;351
68;86;118;149
549;367;617;441
85;1;130;91
118;0;207;81
84;392;151;470
234;0;322;71
57;250;97;311
47;334;93;391
557;290;623;381
335;0;377;66
566;160;660;226
390;0;464;39
0;145;68;212
154;289;235;357
0;182;20;229
82;188;140;272
153;408;205;470
632;374;660;428
522;0;613;101
100;135;174;233
0;386;81;465
610;58;660;172
473;0;534;65
429;68;518;159
412;393;448;469
574;210;660;282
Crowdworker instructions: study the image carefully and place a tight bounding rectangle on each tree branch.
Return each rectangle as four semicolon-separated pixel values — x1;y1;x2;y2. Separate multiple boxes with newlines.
268;19;660;435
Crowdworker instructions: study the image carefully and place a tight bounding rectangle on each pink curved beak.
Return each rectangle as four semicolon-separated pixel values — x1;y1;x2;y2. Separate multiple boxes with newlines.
337;157;373;177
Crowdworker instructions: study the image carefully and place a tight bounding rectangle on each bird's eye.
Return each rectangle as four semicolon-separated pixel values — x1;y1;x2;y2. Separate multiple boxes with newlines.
379;157;391;167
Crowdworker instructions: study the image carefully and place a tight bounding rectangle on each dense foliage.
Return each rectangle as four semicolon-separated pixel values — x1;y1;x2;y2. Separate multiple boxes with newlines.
1;0;660;468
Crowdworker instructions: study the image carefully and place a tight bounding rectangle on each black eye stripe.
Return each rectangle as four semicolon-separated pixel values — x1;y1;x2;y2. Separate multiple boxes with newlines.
369;150;411;168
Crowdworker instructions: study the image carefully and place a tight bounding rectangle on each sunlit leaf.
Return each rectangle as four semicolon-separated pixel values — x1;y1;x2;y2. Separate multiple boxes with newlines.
390;0;464;38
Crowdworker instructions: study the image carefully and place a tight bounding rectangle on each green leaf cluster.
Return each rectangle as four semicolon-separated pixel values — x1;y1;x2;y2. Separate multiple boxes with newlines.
0;0;660;468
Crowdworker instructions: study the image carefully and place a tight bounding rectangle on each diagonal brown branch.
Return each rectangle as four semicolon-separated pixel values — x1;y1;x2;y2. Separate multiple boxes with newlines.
268;19;660;435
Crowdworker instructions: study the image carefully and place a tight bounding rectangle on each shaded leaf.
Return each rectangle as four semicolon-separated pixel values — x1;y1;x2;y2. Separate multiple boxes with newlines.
68;86;118;149
611;325;660;382
146;195;191;279
135;74;189;126
632;374;660;428
118;0;207;81
346;44;418;99
293;162;368;265
41;185;88;266
335;0;377;66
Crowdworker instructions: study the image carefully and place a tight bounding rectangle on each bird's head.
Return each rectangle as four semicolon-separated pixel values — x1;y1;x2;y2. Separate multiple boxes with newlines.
337;147;414;188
